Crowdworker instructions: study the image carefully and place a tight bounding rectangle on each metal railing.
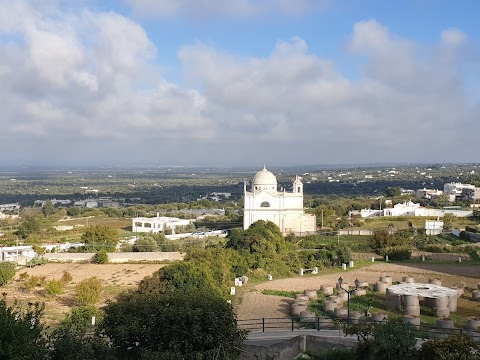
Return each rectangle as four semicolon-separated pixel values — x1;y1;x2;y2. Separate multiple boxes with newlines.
238;316;480;341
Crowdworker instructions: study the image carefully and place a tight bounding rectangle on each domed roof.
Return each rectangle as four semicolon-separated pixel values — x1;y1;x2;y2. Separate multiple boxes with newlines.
253;166;277;186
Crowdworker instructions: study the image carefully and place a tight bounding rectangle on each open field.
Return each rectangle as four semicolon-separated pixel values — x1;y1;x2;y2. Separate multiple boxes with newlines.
3;263;165;326
235;262;480;324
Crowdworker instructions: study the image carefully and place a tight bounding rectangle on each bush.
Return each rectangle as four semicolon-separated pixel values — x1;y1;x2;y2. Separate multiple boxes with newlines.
23;275;41;292
76;277;103;306
0;262;16;286
45;279;64;295
382;246;411;261
27;256;48;267
61;271;73;284
92;250;108;264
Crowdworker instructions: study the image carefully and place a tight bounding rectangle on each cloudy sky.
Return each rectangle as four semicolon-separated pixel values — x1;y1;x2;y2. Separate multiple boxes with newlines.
0;0;478;167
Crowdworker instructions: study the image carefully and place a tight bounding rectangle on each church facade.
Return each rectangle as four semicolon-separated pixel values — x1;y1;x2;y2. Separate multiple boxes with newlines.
243;167;316;234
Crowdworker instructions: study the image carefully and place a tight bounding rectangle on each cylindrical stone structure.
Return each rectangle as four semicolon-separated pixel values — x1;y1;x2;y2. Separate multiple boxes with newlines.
300;310;316;322
342;263;347;270
477;283;480;290
349;260;354;267
436;318;455;329
431;296;449;309
403;295;420;306
348;311;364;324
402;276;415;283
380;276;393;285
334;307;348;318
321;285;334;295
291;304;307;317
466;317;480;331
338;292;349;302
329;296;343;306
371;312;388;322
353;289;367;297
323;300;338;313
358;281;369;288
433;307;450;318
404;305;421;316
375;281;388;293
403;315;420;329
447;295;457;313
429;278;442;286
304;289;318;300
295;294;309;302
472;290;480;302
386;294;402;310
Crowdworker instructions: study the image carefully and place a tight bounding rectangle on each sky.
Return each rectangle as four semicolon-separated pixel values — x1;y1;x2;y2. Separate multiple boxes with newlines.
0;0;479;168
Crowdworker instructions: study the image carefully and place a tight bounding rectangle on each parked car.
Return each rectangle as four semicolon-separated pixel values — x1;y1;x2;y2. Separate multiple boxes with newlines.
204;230;214;235
191;231;204;236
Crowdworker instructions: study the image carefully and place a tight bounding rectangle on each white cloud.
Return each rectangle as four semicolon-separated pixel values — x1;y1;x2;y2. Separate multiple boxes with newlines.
125;0;330;19
0;1;478;166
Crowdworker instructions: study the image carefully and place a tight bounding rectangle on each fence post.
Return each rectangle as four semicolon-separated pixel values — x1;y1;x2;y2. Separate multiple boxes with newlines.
316;317;320;331
262;318;265;332
292;317;294;331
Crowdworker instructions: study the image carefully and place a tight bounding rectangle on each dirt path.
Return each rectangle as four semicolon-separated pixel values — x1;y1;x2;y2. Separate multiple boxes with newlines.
236;263;480;320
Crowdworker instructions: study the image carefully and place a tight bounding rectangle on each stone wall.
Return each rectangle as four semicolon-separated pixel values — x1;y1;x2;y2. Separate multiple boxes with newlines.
44;252;184;263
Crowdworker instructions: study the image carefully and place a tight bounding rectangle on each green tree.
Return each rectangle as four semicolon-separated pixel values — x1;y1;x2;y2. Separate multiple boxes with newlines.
101;289;246;359
0;262;16;287
0;296;49;360
42;200;55;217
81;225;118;252
17;216;41;238
417;334;480;360
133;236;158;252
76;277;103;306
385;187;402;198
49;306;115;360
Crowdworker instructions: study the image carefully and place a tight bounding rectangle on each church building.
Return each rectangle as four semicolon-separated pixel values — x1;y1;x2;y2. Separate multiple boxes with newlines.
243;167;316;234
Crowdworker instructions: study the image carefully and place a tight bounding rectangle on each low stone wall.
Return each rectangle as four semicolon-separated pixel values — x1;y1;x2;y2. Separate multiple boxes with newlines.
44;252;184;263
239;335;356;360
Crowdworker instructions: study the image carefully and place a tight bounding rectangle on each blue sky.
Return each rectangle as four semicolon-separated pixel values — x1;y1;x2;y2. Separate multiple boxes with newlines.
0;0;478;167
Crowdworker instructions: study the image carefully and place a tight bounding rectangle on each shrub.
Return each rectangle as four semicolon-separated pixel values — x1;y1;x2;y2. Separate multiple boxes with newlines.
92;250;108;264
19;272;29;281
76;277;103;306
27;256;48;267
382;246;411;261
0;262;16;287
61;271;73;284
23;275;41;292
45;279;64;295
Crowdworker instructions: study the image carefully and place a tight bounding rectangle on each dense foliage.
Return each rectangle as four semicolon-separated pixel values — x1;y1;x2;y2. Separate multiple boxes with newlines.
81;225;119;252
101;290;246;359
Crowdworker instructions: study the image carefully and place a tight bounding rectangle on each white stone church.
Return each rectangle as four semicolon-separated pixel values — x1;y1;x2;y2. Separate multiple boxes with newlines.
243;167;316;234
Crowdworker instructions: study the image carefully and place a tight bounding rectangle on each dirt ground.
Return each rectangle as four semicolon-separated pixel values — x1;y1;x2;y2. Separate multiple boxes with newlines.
235;263;480;320
4;263;166;325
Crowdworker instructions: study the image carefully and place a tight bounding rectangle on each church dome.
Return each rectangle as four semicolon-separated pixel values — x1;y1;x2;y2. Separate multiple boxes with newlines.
253;167;277;187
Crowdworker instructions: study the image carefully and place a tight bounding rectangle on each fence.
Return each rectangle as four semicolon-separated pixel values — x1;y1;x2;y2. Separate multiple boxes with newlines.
238;317;480;341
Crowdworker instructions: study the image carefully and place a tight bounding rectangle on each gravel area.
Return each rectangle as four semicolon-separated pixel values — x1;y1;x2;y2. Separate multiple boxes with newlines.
236;263;480;320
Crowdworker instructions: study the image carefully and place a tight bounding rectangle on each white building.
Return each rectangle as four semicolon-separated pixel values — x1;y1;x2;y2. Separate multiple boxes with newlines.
425;220;444;235
416;188;444;200
444;182;475;202
383;200;420;217
132;214;192;234
243;167;316;234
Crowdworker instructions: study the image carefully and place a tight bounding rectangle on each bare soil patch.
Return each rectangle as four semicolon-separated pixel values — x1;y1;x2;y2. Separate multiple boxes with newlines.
235;262;480;320
4;263;165;325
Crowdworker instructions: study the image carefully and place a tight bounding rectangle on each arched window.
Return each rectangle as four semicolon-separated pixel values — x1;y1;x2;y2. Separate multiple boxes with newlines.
297;187;301;193
260;201;270;208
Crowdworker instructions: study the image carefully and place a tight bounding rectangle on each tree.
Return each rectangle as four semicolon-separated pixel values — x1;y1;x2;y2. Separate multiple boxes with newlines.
101;289;246;359
133;236;158;252
0;262;16;287
17;216;41;238
417;334;480;360
49;306;115;360
442;213;455;231
76;277;103;306
0;296;49;360
385;187;402;198
81;225;118;252
42;200;55;217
